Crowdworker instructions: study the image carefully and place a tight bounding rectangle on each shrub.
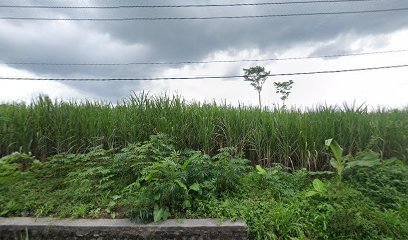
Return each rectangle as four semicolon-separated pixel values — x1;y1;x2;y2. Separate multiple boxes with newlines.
1;134;408;240
344;158;408;209
126;145;250;222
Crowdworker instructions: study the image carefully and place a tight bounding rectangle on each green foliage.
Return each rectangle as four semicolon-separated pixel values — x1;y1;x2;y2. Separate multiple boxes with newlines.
1;134;408;239
238;165;308;201
325;139;381;186
112;133;176;185
127;152;192;222
305;179;329;198
2;93;408;170
243;66;270;91
255;165;267;176
0;152;40;174
127;145;250;223
344;158;408;209
194;197;307;239
243;66;271;107
273;80;294;108
211;147;251;194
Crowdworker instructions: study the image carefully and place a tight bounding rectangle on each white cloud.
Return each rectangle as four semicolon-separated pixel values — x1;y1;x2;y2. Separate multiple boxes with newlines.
1;23;408;108
144;29;408;108
0;65;86;102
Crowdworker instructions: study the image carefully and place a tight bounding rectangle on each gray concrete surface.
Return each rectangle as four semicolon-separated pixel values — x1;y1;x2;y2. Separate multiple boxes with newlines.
0;217;248;240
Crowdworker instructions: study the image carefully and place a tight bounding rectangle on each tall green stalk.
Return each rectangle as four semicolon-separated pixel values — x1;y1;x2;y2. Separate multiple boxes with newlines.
1;93;408;170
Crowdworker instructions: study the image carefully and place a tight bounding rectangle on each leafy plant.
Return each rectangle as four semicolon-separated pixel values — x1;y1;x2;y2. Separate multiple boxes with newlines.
305;179;329;198
126;154;187;222
113;133;175;184
1;134;408;239
344;158;408;209
325;139;381;186
0;152;40;173
243;66;270;108
255;165;267;176
211;147;250;194
127;146;249;222
273;80;294;109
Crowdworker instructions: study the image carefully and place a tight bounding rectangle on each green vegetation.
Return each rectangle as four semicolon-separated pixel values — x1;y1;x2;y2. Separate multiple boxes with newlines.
243;66;270;107
273;79;294;108
1;134;408;239
1;93;408;170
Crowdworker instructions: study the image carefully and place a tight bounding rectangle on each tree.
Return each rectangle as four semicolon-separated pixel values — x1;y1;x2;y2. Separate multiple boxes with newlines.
273;80;294;109
243;66;270;108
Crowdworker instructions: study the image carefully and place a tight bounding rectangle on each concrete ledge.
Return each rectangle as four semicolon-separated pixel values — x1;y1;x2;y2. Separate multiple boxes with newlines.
0;217;248;240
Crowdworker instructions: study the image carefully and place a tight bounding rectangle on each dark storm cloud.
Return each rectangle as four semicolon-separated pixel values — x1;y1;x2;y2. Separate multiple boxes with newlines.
0;0;408;100
91;0;408;60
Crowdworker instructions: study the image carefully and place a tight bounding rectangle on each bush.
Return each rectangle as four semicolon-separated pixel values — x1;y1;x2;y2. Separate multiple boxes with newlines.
344;158;408;209
1;134;408;239
126;146;250;222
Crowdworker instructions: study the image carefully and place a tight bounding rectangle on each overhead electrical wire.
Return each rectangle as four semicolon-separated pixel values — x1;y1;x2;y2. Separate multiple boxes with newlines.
3;49;408;66
0;0;379;9
1;64;407;81
1;7;407;21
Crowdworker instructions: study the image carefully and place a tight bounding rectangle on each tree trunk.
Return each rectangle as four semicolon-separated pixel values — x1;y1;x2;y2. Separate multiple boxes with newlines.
258;91;262;109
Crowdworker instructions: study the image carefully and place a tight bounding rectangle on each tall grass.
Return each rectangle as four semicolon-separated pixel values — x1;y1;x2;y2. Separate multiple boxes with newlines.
1;93;407;170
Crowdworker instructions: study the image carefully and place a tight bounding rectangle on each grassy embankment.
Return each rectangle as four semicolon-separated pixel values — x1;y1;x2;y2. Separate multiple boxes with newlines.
1;134;407;239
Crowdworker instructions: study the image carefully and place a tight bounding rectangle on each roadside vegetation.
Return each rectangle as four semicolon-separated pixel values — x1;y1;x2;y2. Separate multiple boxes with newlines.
1;134;408;239
1;93;408;169
1;94;408;239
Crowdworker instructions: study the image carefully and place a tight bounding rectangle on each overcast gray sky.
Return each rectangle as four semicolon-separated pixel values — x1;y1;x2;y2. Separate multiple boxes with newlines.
1;0;408;108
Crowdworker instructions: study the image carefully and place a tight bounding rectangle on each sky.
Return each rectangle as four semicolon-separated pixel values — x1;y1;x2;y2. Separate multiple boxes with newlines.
0;0;408;108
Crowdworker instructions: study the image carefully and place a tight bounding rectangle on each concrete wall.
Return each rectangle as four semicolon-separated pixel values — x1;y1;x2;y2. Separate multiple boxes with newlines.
0;217;248;240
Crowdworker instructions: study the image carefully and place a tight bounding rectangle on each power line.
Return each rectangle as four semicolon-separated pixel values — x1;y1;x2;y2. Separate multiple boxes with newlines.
1;64;407;81
0;0;378;9
4;49;408;66
1;7;407;21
